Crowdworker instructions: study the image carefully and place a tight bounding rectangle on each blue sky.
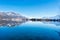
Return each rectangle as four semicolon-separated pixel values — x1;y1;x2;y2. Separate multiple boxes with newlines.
0;0;60;18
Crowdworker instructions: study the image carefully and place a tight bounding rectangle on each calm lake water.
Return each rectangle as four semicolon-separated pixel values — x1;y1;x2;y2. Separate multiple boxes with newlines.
0;22;60;40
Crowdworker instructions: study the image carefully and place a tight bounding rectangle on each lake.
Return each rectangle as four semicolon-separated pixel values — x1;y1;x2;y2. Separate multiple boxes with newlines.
0;21;60;40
